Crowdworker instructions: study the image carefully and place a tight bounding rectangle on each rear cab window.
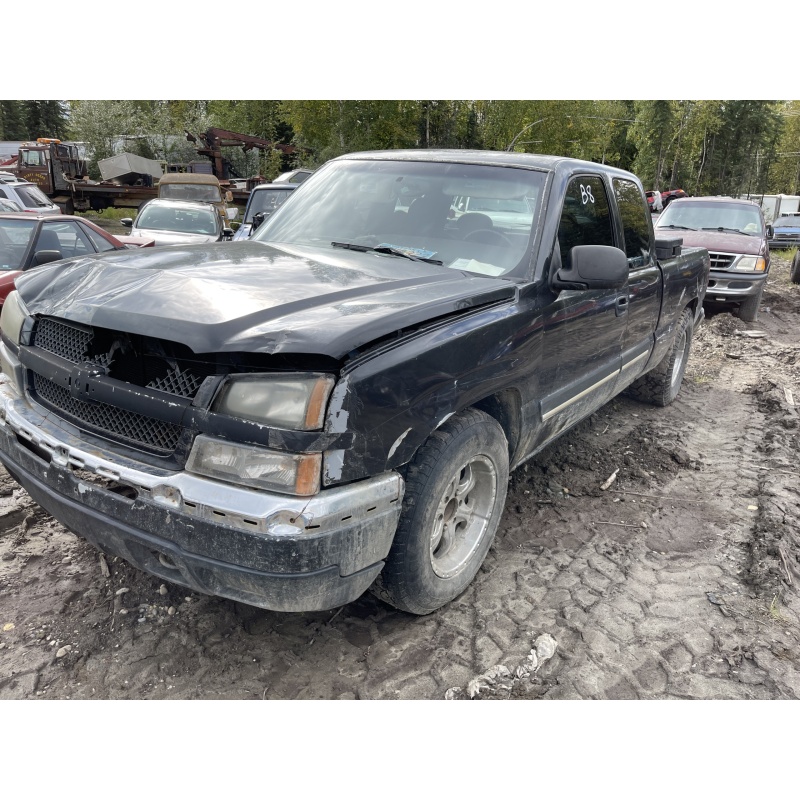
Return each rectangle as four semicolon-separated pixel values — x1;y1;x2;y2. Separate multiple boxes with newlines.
613;178;653;269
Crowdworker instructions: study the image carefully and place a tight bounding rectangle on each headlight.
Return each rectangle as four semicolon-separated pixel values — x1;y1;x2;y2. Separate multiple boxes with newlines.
186;435;321;496
0;290;28;347
212;373;335;430
732;256;767;273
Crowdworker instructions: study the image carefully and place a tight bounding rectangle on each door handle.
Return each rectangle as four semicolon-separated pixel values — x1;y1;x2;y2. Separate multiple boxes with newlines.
615;295;629;317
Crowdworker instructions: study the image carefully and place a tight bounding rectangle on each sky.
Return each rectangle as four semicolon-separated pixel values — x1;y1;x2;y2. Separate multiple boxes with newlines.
12;1;781;101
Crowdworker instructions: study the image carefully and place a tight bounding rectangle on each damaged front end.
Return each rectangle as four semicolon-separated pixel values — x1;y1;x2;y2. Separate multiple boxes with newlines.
0;291;403;611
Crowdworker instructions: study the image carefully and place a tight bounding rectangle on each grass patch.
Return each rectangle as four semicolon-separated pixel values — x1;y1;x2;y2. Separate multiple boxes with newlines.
77;208;136;222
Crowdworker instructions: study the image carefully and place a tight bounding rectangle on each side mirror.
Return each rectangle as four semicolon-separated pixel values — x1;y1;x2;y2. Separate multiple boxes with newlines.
553;245;628;291
225;191;233;202
766;225;774;238
31;249;62;267
252;211;267;231
222;227;234;240
226;207;239;221
120;218;133;228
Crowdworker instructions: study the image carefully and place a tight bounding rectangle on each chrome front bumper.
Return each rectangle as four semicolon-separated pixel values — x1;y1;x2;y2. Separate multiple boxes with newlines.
0;373;404;611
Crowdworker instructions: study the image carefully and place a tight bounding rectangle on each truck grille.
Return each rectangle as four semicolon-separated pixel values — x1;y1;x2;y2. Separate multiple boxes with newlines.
26;317;211;456
31;373;182;454
708;252;736;270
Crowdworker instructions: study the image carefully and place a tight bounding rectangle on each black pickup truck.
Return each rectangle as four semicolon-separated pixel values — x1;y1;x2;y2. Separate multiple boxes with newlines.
0;150;710;615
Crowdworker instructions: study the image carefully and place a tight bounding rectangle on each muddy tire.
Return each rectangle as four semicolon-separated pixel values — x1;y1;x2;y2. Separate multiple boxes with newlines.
790;251;800;284
626;308;694;407
371;408;509;615
736;284;764;322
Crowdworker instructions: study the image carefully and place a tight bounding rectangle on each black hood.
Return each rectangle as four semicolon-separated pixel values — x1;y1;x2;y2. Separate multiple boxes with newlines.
15;241;516;358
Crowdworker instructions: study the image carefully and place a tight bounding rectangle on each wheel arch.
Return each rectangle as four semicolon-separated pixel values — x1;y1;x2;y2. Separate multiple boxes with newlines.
470;387;523;467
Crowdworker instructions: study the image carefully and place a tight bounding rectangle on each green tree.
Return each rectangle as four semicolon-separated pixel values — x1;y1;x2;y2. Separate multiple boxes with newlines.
23;101;68;140
0;100;30;140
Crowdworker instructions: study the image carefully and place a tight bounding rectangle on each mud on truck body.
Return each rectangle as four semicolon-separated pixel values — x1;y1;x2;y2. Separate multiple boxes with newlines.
0;150;710;615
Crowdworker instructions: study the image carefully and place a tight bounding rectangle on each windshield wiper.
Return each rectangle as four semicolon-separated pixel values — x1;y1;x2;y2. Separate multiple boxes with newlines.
659;224;696;231
700;226;751;236
331;241;443;265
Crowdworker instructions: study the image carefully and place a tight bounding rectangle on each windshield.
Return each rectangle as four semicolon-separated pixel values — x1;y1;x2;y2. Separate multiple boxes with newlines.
15;184;53;209
656;201;764;235
136;204;218;235
774;215;800;228
0;218;36;270
245;189;294;223
160;184;222;203
252;159;545;278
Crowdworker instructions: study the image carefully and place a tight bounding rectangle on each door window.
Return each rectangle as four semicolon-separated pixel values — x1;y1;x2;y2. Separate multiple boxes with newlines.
40;221;94;258
80;222;118;253
557;176;614;269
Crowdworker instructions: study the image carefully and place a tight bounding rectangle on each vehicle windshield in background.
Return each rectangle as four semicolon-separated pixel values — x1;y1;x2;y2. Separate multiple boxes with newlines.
245;190;294;223
14;184;53;209
252;159;545;277
160;184;221;203
0;218;37;270
137;205;218;235
656;201;764;235
773;214;800;228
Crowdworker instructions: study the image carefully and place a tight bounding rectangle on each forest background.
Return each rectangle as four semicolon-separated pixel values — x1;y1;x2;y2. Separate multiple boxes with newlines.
2;99;800;197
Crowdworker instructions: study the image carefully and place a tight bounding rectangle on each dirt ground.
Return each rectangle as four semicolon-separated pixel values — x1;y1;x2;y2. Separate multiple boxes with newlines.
1;254;799;701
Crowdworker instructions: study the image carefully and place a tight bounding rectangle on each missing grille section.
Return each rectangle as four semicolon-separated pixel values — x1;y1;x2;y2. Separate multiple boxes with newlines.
33;317;209;400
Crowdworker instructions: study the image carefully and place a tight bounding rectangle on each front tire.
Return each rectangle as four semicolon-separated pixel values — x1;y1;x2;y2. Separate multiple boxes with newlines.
372;408;509;615
626;308;694;407
790;251;800;284
736;283;764;322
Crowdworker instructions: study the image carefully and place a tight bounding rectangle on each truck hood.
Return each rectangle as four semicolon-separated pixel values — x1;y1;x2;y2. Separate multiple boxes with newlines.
14;241;516;358
657;228;766;256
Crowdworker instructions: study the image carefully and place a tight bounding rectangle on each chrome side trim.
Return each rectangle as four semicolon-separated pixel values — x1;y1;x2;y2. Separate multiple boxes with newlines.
620;350;649;372
542;369;620;422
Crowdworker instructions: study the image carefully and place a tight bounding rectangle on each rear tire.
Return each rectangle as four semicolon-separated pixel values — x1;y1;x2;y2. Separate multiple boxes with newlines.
626;308;694;407
372;408;509;615
736;284;764;322
790;251;800;284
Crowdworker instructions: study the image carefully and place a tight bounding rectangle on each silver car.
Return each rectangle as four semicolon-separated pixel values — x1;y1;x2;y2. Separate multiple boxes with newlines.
0;172;61;216
121;198;234;246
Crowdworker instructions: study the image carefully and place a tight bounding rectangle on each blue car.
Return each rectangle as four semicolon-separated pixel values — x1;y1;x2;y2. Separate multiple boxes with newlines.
769;212;800;249
232;182;298;241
